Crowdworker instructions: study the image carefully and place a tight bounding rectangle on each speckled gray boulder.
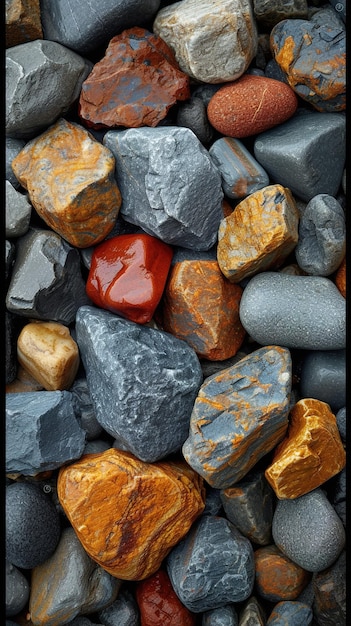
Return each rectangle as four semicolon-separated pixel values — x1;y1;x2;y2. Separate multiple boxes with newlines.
239;272;346;350
167;515;255;612
299;349;345;412
272;488;346;572
266;601;313;625
202;604;238;626
6;137;26;189
6;560;30;617
97;588;140;626
6;181;31;238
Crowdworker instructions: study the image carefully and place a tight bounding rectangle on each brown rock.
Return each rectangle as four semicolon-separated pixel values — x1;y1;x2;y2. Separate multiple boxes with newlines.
57;448;205;580
265;398;346;499
254;544;311;602
79;27;190;129
11;118;122;248
217;184;299;283
335;256;346;298
6;0;43;48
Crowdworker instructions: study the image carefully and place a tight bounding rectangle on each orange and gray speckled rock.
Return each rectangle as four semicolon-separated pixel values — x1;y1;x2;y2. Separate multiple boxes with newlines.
254;544;311;602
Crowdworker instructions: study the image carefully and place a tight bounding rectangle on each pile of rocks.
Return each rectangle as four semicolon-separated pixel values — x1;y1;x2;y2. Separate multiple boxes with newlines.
6;1;346;625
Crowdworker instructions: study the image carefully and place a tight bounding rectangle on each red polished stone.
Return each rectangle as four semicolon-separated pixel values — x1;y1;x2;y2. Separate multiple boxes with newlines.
86;234;173;324
136;569;196;626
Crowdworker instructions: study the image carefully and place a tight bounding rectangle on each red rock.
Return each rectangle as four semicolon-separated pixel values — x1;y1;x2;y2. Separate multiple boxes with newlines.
86;234;173;324
136;569;196;626
207;74;298;138
79;27;190;129
254;544;311;602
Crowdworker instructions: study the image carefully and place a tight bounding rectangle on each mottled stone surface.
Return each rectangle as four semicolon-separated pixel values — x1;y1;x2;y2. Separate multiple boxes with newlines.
153;0;257;84
6;560;30;617
254;545;311;602
167;515;255;612
135;569;196;625
57;448;205;580
202;604;238;626
335;406;346;444
266;601;313;625
6;0;43;48
253;0;308;30
6;180;32;238
238;596;266;625
104;126;223;250
299;349;346;412
97;588;139;626
76;306;202;462
312;550;346;626
335;256;346;297
177;95;214;145
239;272;346;350
182;345;291;489
217;184;299;283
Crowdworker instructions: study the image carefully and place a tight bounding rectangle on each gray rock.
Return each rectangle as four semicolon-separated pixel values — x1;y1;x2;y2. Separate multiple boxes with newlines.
5;240;15;282
6;482;61;569
253;111;346;202
6;39;92;139
312;549;346;625
295;194;346;276
68;619;103;626
192;83;222;106
329;467;346;527
70;377;103;440
104;126;223;250
97;588;140;626
253;0;309;30
266;601;313;625
6;228;91;324
167;515;255;612
272;488;346;572
202;604;238;626
312;4;346;27
6;181;32;238
203;486;223;517
238;596;266;625
75;305;203;462
6;137;26;189
299;349;346;412
335;407;346;443
84;440;111;455
5;311;23;385
239;272;346;350
6;560;30;617
295;580;315;607
264;58;290;82
6;391;86;475
177;96;214;144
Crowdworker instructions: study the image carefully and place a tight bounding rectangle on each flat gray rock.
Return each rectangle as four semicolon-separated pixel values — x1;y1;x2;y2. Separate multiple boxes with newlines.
239;272;346;350
6;180;32;238
299;349;345;412
5;560;30;617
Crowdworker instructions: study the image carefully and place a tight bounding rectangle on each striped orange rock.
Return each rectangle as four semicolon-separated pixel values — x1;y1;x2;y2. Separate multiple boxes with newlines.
335;257;346;298
265;398;346;499
159;259;246;360
254;544;311;602
217;184;299;283
11;118;122;248
57;448;205;580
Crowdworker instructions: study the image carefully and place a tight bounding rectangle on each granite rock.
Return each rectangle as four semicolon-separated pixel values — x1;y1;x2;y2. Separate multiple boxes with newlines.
312;550;346;625
5;137;26;189
135;569;196;625
299;349;346;412
254;545;311;602
176;96;214;145
5;560;30;617
202;604;238;626
97;588;140;626
266;601;313;625
6;0;43;47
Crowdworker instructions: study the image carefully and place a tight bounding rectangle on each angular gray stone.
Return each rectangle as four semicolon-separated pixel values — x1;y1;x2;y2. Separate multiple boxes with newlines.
253;111;346;202
5;240;15;282
335;406;346;443
177;96;214;144
6;181;32;238
70;377;103;441
312;549;346;625
104;126;223;250
202;604;238;626
97;588;140;626
272;488;346;572
84;440;111;455
6;228;91;324
238;596;266;625
239;272;346;350
299;349;346;412
6;391;86;475
6;137;26;189
167;515;255;612
6;39;92;139
203;486;223;517
295;194;346;276
264;58;289;83
6;560;30;617
75;305;203;462
266;601;313;625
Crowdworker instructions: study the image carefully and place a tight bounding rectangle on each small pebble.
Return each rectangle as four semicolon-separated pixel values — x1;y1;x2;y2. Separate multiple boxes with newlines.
299;349;346;412
5;181;32;238
202;604;238;626
254;544;311;602
266;600;313;625
6;560;30;617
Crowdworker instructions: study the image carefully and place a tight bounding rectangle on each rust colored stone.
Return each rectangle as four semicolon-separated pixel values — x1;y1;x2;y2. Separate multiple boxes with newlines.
207;74;298;138
335;257;346;298
254;544;311;602
57;448;205;581
217;184;299;283
265;398;346;499
6;0;43;48
6;365;45;394
11;118;122;248
17;321;80;391
159;259;246;360
136;569;196;626
79;27;190;129
222;198;234;218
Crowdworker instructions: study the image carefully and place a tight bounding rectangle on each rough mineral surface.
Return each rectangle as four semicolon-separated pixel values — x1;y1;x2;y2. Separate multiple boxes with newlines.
57;448;205;580
312;550;346;626
6;180;32;238
153;0;257;84
253;0;308;30
11;119;122;248
6;0;43;48
254;545;311;602
265;398;346;499
75;305;203;462
104;126;223;250
135;569;196;626
299;350;346;412
217;184;299;283
79;27;190;129
167;515;255;612
182;345;292;489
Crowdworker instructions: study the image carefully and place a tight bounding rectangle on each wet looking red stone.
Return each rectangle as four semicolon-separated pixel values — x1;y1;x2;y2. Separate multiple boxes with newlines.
136;569;196;625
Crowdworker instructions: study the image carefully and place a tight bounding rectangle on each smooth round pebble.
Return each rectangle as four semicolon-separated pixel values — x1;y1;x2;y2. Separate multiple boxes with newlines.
266;601;313;625
299;349;345;412
202;604;238;625
335;407;346;443
6;560;30;617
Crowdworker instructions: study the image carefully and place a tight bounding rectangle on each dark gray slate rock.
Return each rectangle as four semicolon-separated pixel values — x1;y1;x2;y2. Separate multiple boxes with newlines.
97;588;140;626
75;305;203;462
202;604;238;626
6;560;30;617
312;549;346;625
5;311;23;385
272;488;346;572
203;486;223;517
253;111;345;202
6;391;86;475
6;482;61;569
238;596;266;625
329;467;346;527
40;0;161;55
5;240;16;283
264;58;289;83
6;39;92;139
193;83;222;106
295;194;346;276
239;272;346;350
328;0;346;23
84;440;111;455
104;126;223;250
70;377;103;440
299;349;346;412
335;407;346;443
266;601;313;625
6;137;26;189
6;228;91;324
177;95;214;144
6;181;32;238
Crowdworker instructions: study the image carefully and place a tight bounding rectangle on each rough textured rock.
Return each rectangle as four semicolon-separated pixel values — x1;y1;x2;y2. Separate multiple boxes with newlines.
335;256;346;297
182;345;292;489
167;515;255;612
217;184;299;283
6;0;43;47
57;448;205;580
6;391;86;475
312;550;346;626
70;378;102;441
135;569;196;625
254;545;311;602
239;272;346;350
76;305;203;462
104;126;223;250
177;96;214;145
6;180;32;238
6;40;92;139
299;349;346;412
6;560;30;617
202;604;238;626
252;0;308;30
11;119;122;248
97;588;140;626
29;527;121;626
266;601;313;625
238;597;266;625
6;137;26;189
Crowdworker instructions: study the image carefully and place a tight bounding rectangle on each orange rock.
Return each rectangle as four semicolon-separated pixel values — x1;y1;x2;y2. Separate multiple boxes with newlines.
335;257;346;298
57;448;205;580
254;544;311;602
265;398;346;499
17;321;80;391
6;0;43;48
217;184;299;283
6;365;44;393
159;259;246;360
11;118;122;248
